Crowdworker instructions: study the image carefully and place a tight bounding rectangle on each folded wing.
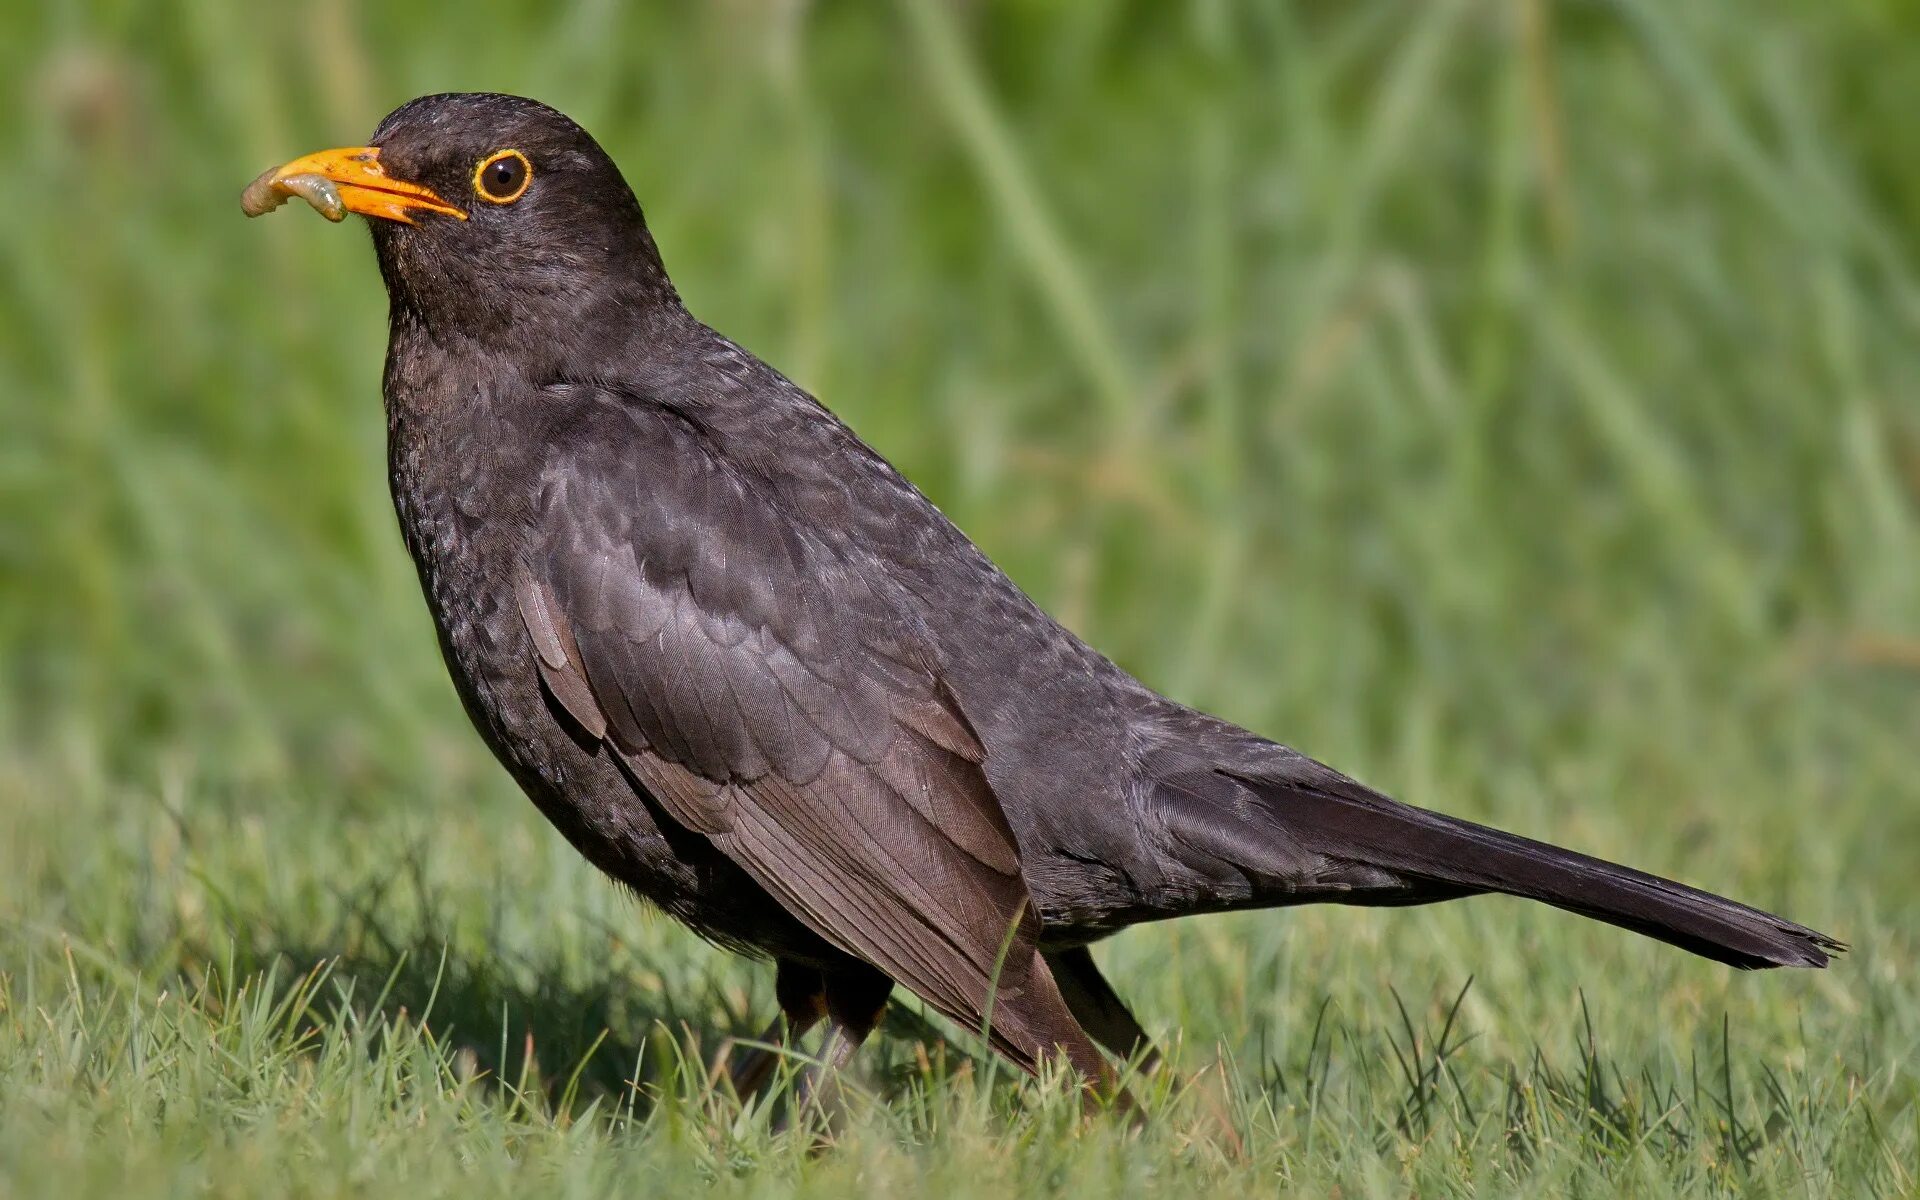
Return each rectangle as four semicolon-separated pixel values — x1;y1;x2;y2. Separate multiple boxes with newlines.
518;386;1099;1071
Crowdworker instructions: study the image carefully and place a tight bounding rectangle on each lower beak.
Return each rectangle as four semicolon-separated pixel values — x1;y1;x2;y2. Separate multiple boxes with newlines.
241;146;467;224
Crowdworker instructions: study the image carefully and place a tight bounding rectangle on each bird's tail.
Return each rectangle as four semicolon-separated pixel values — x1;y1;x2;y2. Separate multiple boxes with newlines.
1157;757;1842;970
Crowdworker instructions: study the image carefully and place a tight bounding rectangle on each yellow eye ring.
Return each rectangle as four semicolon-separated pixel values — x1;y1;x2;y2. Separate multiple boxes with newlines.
473;149;532;204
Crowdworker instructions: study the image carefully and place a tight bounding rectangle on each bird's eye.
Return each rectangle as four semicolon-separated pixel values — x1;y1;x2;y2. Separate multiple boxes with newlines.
473;149;532;204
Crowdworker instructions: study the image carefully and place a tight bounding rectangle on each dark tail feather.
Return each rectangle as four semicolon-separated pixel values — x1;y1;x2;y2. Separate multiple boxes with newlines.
1224;769;1844;970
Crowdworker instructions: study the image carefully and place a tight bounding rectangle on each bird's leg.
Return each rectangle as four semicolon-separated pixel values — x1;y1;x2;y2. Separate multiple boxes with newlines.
1046;946;1161;1072
721;960;825;1100
790;962;893;1126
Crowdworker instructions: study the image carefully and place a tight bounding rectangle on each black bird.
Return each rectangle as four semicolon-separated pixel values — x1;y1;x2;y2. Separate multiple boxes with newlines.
244;93;1840;1097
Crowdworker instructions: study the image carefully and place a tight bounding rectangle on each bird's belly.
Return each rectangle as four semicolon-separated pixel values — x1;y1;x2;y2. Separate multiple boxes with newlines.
414;557;831;964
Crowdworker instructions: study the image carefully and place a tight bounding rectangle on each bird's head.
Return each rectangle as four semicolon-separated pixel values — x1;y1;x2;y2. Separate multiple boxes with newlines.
244;93;676;347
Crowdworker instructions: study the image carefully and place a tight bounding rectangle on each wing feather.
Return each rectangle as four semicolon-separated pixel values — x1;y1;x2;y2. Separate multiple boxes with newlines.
519;389;1050;1060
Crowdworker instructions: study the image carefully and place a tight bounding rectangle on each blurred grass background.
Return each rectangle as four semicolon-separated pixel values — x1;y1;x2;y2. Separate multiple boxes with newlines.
2;0;1917;1194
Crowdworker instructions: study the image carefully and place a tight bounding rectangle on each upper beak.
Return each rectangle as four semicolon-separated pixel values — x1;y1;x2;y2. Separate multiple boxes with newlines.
240;146;467;224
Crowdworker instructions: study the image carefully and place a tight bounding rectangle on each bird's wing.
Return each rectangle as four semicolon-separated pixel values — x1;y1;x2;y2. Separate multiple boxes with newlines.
519;391;1061;1063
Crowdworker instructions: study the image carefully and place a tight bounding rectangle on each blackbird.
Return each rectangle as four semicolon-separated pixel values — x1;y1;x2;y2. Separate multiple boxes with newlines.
244;93;1840;1097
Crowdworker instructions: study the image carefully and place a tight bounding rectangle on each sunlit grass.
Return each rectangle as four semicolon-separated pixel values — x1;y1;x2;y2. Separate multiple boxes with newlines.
2;1;1916;1195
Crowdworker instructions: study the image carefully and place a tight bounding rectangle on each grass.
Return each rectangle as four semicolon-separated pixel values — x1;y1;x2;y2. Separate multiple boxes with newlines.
3;0;1918;1194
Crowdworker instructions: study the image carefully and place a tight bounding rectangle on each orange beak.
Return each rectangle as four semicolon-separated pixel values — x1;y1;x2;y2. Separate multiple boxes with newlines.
240;146;466;225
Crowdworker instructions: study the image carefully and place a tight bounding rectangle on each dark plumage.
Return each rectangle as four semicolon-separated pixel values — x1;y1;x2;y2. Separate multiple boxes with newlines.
250;93;1841;1098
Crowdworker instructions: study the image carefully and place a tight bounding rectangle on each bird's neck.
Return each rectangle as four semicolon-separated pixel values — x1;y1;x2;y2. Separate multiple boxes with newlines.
377;293;697;541
383;285;692;413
